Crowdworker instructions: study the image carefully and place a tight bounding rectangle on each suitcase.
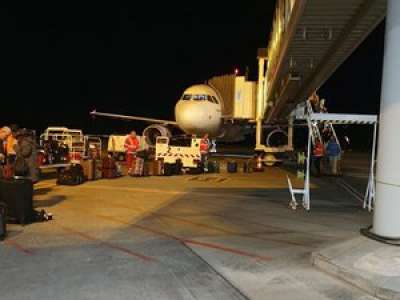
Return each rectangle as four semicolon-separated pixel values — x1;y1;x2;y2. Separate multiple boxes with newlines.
102;168;118;179
102;156;116;170
145;161;154;176
174;159;183;175
208;161;220;173
0;203;6;240
163;163;175;176
153;160;164;176
95;160;103;179
132;158;144;176
81;159;95;180
57;165;85;185
227;161;238;173
0;178;34;225
242;160;253;173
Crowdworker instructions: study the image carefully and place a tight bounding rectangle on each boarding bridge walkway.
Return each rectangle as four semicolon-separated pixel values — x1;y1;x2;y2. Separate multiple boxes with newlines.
258;0;387;125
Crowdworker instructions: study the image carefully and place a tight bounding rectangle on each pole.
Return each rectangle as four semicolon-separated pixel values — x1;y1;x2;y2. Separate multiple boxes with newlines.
256;58;265;148
288;115;294;151
303;127;311;210
372;0;400;238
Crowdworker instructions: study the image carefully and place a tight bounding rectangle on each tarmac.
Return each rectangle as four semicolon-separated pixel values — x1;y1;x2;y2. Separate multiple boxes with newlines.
0;154;380;300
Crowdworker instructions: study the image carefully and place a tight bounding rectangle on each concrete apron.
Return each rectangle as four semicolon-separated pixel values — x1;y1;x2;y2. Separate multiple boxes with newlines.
312;236;400;300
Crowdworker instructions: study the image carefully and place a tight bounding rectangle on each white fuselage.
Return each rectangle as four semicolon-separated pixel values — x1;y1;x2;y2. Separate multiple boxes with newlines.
174;84;223;137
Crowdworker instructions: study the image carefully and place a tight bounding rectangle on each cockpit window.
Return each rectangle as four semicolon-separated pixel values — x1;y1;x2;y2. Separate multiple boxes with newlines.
182;94;192;100
193;95;206;101
212;96;219;104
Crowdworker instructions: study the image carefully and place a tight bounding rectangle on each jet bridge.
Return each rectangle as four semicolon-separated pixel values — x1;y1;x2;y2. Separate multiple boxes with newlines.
256;0;387;151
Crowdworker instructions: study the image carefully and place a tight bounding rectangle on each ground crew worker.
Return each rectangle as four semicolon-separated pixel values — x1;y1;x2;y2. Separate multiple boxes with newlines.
6;126;18;164
312;140;324;176
0;127;11;178
200;133;210;172
326;135;341;176
124;130;139;175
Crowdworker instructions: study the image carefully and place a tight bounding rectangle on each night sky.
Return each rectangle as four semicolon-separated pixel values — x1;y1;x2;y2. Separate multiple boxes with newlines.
1;3;385;145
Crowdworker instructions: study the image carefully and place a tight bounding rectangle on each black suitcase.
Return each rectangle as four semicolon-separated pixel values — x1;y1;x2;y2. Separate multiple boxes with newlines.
0;202;6;240
208;161;220;173
0;179;34;225
163;163;174;176
242;160;253;173
227;161;237;173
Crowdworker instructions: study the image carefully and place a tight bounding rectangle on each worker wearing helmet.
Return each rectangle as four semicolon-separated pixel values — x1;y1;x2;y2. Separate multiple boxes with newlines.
124;130;139;175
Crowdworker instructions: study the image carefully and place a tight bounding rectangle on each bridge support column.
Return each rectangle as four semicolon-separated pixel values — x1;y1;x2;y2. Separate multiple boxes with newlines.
372;0;400;239
256;49;266;149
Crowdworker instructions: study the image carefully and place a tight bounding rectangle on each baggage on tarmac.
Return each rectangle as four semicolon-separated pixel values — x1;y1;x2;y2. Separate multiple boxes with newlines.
81;159;95;181
0;178;34;225
208;161;220;173
163;163;174;176
102;156;119;178
102;156;116;170
242;160;254;173
95;160;103;179
174;159;183;175
103;168;118;179
145;161;154;176
227;161;238;173
132;157;144;177
57;164;85;186
153;160;164;176
0;202;6;240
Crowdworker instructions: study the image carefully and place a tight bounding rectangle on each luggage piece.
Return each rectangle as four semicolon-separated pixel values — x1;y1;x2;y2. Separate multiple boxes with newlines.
102;168;118;179
145;161;154;176
243;160;254;173
102;156;119;178
227;161;238;173
102;157;116;170
0;179;34;225
174;159;183;175
95;160;103;179
208;161;220;173
81;159;95;180
132;158;144;176
0;203;6;240
163;163;174;176
57;165;85;186
153;160;164;176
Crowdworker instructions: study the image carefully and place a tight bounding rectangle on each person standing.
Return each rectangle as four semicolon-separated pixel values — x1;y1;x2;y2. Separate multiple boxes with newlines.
0;127;11;178
312;140;324;176
14;129;39;183
326;135;341;176
200;134;210;172
124;130;139;175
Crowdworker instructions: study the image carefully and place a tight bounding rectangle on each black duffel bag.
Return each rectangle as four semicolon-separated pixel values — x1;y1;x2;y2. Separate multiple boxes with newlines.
57;164;85;186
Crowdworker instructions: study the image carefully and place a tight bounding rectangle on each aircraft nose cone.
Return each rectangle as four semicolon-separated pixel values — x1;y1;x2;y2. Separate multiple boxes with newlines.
176;103;205;129
175;101;217;135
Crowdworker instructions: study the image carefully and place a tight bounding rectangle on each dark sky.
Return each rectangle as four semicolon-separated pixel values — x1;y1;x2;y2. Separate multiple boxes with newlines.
1;3;384;138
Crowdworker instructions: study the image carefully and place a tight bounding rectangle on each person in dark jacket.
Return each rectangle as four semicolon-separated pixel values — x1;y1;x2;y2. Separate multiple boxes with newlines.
14;129;39;183
325;136;341;176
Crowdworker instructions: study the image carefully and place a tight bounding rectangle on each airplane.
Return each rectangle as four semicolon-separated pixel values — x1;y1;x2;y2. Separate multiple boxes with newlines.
90;82;289;149
91;83;249;145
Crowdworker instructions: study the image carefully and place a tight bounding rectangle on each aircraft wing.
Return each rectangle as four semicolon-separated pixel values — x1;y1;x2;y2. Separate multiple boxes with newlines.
90;110;178;126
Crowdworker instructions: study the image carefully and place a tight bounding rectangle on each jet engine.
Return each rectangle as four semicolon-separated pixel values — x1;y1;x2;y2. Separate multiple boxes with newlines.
266;128;288;147
142;124;172;147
